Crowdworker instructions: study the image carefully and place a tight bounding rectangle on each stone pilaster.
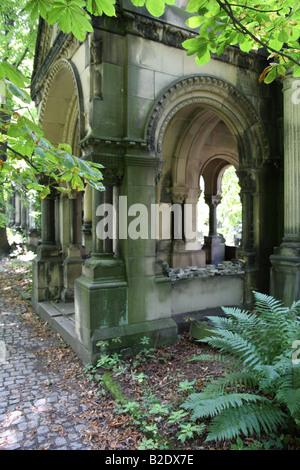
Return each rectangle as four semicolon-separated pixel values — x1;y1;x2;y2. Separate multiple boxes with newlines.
74;152;128;363
270;76;300;305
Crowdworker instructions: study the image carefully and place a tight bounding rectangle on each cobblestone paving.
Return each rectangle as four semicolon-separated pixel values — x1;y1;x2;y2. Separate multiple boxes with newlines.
0;300;97;450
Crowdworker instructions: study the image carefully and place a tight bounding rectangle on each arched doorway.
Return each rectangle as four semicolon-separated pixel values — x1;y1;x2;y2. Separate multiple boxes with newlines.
147;74;270;297
156;108;240;267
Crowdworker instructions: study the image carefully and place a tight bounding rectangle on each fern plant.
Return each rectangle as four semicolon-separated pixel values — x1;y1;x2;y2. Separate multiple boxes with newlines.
182;291;300;442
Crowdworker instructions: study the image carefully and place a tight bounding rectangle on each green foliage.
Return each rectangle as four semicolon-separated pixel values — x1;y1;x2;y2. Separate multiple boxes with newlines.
231;433;288;450
198;166;242;245
131;0;175;17
0;1;105;228
182;291;300;441
0;0;38;76
25;0;176;42
176;422;205;443
217;166;242;245
183;0;300;83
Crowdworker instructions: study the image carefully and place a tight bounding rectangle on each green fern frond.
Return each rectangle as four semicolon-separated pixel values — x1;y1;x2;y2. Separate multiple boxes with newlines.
207;315;235;330
254;355;293;388
184;291;300;442
188;353;235;367
276;388;300;416
253;364;281;388
252;291;298;353
200;329;264;368
197;371;259;397
181;392;265;420
205;402;288;442
220;307;260;333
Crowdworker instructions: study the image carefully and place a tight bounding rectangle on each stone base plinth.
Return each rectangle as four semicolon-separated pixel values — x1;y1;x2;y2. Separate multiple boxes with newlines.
61;246;83;302
270;243;300;306
77;317;178;364
203;235;225;265
32;245;63;305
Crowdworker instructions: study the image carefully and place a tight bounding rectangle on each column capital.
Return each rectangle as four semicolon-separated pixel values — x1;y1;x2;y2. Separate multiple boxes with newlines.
171;186;189;204
204;194;222;207
101;165;124;186
236;168;256;195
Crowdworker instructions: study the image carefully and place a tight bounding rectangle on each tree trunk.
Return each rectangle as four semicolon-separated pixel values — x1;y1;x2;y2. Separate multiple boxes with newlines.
0;226;10;257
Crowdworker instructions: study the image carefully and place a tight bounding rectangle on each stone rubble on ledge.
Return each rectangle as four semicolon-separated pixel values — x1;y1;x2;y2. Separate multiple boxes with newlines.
161;259;245;283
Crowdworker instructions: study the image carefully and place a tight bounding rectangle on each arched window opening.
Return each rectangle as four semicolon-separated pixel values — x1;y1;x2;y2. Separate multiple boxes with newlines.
197;166;242;265
217;166;242;248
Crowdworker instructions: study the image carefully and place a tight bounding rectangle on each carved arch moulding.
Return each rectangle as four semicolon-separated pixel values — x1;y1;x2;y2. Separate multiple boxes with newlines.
38;58;85;143
146;74;270;170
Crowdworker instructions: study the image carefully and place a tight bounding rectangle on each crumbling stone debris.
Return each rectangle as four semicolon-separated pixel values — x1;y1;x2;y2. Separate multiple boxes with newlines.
160;259;245;283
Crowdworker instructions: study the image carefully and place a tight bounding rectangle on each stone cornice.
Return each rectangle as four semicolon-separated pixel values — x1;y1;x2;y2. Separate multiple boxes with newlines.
81;134;148;151
32;4;268;101
31;25;80;100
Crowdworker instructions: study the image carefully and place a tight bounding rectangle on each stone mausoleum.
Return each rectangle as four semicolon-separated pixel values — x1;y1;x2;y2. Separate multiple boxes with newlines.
30;0;299;364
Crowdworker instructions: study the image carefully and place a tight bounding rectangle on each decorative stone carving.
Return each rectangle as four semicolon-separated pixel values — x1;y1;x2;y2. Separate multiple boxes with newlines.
90;33;103;100
163;26;191;48
32;23;81;97
171;186;189;204
146;75;270;170
155;159;166;185
236;168;257;195
90;33;102;65
101;165;124;186
38;58;84;140
134;15;161;42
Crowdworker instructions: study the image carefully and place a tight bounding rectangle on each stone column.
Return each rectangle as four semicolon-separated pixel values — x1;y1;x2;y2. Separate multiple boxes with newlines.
61;191;83;302
82;184;92;255
182;187;205;267
270;75;300;305
167;186;205;268
282;76;300;244
185;187;202;248
40;194;57;252
170;187;187;269
15;193;21;228
119;150;176;350
236;168;256;267
32;191;62;305
203;194;225;265
206;194;221;237
92;178;114;256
